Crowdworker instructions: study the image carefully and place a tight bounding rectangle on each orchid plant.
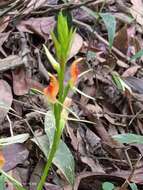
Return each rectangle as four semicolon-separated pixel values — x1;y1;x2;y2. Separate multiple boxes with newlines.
37;12;83;190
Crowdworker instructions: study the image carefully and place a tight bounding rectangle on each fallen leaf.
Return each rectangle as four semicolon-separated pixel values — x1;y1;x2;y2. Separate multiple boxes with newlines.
117;60;129;68
124;77;143;94
0;16;10;33
80;156;104;172
122;65;140;77
73;172;126;190
0;80;13;124
0;134;29;146
130;0;143;25
12;67;29;96
3;144;29;172
17;17;55;40
0;55;23;72
68;33;83;60
0;32;10;57
66;124;78;151
0;0;15;7
113;25;128;54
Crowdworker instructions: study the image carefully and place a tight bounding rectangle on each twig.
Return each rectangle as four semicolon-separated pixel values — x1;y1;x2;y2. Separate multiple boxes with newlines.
0;0;15;8
31;0;104;15
7;114;14;136
0;0;23;17
119;155;142;190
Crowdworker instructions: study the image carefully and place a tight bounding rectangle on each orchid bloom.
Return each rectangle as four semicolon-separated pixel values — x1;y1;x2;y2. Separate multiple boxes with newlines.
70;58;83;85
43;73;59;103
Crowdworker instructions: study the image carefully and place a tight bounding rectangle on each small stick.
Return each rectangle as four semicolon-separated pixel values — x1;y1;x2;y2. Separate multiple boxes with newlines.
7;114;14;136
31;0;104;15
119;155;142;190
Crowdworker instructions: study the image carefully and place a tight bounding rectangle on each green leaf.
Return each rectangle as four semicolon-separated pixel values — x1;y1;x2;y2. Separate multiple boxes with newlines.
0;174;5;190
0;134;29;146
130;49;143;61
102;182;115;190
31;135;50;155
129;183;138;190
113;133;143;144
43;111;75;185
111;72;132;93
0;170;26;190
100;13;116;49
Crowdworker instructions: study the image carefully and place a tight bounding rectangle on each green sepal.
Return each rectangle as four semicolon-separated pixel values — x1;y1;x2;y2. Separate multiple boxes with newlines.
43;44;60;73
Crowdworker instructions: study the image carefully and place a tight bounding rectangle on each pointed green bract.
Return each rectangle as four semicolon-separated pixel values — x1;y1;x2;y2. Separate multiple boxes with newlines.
43;44;60;72
52;11;76;64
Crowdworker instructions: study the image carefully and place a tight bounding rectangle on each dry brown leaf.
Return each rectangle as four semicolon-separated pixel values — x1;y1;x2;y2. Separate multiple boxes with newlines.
3;144;29;172
0;80;13;124
117;60;129;68
130;0;143;25
122;65;141;77
124;77;143;94
12;67;29;96
5;170;22;190
0;55;23;72
113;25;128;54
68;33;83;60
73;172;126;190
0;32;10;57
0;0;15;7
80;156;105;172
0;16;10;33
66;124;78;151
17;17;55;40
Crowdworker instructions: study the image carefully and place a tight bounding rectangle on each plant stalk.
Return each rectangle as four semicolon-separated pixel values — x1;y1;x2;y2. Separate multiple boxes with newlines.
37;62;68;190
37;128;60;190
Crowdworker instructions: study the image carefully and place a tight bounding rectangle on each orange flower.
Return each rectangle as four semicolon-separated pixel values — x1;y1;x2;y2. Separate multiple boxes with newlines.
0;150;5;169
43;74;59;103
70;58;83;85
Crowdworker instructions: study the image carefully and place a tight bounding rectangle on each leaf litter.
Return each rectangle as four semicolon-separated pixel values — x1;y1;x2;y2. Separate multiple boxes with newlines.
1;0;143;190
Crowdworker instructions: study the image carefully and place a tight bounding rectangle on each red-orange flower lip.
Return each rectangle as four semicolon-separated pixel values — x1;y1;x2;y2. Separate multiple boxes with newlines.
43;74;59;103
0;150;5;169
70;58;83;85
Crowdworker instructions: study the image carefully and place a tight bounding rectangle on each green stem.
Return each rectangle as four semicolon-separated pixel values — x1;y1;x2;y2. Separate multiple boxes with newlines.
56;64;65;123
37;63;66;190
37;128;60;190
59;65;65;103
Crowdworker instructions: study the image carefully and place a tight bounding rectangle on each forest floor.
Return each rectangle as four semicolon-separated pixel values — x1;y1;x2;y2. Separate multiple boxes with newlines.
1;0;143;190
